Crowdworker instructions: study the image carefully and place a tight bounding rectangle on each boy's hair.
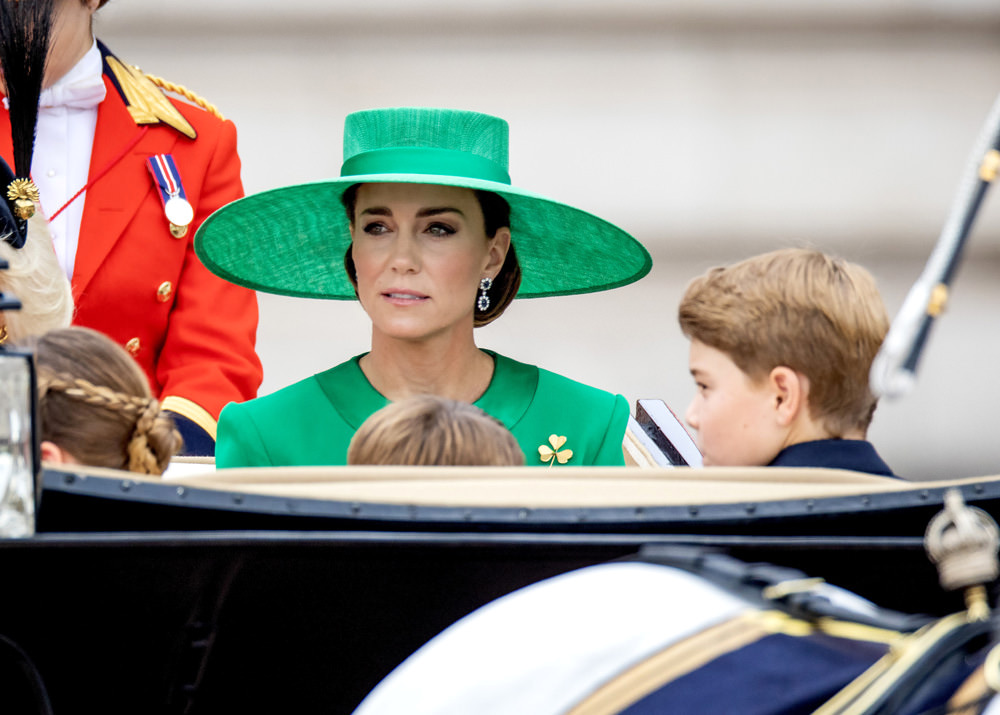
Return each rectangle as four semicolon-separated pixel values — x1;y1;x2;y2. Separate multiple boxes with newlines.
34;327;183;475
678;248;889;435
348;395;525;466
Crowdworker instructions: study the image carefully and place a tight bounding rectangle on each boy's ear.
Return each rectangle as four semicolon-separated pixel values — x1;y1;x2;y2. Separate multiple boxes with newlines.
768;366;807;427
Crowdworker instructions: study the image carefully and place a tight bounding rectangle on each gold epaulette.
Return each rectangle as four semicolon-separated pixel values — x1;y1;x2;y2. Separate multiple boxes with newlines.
144;73;226;122
105;56;199;139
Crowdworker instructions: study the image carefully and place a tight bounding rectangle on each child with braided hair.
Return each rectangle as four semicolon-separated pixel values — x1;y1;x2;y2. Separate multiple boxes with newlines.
34;326;182;475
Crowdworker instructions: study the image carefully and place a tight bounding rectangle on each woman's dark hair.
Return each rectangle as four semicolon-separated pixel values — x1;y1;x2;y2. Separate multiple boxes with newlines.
341;184;521;327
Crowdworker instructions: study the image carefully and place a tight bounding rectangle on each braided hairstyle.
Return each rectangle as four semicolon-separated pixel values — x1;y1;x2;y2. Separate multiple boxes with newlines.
34;327;182;475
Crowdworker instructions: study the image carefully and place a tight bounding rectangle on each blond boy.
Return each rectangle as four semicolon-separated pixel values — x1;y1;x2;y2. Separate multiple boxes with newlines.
348;395;525;467
678;248;895;476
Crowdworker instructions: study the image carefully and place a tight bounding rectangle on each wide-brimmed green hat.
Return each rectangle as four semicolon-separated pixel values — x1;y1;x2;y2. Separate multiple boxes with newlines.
194;107;651;299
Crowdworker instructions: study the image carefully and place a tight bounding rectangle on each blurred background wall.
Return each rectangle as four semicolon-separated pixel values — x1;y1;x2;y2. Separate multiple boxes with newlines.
97;1;1000;480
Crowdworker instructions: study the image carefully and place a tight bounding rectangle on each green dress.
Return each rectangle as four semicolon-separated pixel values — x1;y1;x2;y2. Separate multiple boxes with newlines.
216;351;628;468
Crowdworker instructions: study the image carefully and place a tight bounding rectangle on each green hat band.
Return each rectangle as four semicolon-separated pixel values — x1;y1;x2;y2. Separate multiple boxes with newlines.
340;147;511;185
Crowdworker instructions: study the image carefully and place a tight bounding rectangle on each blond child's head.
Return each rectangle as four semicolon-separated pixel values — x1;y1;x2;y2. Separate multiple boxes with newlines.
348;395;525;466
678;248;889;467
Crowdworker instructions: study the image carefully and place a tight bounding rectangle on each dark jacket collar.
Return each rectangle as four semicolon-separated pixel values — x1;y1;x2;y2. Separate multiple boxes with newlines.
768;439;896;478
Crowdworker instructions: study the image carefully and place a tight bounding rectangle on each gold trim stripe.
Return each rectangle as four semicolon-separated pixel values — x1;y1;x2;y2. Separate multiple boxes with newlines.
569;609;906;715
567;613;769;715
812;611;970;715
814;617;906;646
161;396;218;441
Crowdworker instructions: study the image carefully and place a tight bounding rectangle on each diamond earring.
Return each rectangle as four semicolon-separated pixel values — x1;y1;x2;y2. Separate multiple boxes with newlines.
477;277;493;311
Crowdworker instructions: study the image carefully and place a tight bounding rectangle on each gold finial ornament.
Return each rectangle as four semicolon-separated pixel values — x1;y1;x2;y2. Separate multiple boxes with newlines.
925;488;1000;621
6;178;39;220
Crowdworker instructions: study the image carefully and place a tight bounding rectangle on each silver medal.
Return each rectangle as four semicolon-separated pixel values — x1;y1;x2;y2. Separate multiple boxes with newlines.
164;196;194;227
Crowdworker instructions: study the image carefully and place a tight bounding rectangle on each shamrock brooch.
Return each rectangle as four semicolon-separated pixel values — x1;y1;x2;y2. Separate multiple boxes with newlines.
538;434;573;466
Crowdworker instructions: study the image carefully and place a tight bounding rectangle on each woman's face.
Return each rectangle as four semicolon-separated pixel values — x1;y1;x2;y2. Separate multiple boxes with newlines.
350;183;509;345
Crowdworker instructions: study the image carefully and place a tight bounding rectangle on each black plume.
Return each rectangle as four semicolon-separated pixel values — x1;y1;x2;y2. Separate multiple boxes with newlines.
0;0;55;179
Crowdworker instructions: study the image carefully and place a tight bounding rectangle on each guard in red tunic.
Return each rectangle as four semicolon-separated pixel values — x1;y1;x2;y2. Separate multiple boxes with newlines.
0;0;262;454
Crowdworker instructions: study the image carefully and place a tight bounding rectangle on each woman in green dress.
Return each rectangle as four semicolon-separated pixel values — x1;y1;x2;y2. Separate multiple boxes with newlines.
195;107;651;468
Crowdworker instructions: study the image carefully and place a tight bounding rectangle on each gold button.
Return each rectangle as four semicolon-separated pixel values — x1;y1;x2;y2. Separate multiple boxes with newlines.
157;281;173;302
125;338;140;356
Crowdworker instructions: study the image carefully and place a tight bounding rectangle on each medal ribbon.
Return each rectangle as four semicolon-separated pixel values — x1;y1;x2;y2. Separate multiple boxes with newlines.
146;153;188;206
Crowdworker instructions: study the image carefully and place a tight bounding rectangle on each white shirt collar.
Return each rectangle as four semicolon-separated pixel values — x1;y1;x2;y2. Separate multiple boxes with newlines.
49;38;103;93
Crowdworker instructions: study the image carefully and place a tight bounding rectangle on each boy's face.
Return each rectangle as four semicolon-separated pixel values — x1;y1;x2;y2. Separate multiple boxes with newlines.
685;339;785;467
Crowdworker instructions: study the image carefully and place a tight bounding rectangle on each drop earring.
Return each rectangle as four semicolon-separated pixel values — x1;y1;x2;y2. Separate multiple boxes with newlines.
477;277;492;311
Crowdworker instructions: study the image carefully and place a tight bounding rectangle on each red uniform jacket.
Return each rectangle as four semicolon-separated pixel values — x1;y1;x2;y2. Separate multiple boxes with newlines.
0;44;262;448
